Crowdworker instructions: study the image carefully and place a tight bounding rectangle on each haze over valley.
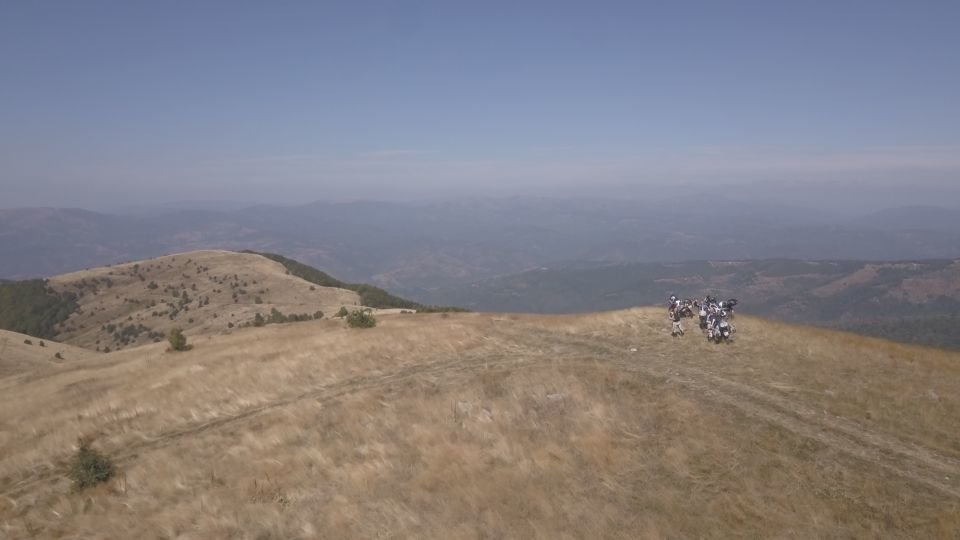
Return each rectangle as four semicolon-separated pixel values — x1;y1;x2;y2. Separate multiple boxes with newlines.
2;2;960;538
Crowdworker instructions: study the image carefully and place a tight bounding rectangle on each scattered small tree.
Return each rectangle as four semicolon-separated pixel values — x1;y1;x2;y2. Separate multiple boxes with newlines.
253;313;265;327
167;327;189;351
54;352;63;360
254;296;264;304
68;437;114;491
346;309;376;329
269;308;287;324
335;306;349;318
313;310;323;320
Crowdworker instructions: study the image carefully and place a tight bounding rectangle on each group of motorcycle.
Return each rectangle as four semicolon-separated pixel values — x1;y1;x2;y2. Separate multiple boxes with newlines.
668;295;738;343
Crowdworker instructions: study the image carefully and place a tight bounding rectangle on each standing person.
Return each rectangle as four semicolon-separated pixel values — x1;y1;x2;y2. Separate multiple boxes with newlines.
671;308;684;337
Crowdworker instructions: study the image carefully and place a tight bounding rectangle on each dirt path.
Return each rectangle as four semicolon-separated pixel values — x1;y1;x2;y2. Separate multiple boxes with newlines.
4;321;959;503
501;324;960;499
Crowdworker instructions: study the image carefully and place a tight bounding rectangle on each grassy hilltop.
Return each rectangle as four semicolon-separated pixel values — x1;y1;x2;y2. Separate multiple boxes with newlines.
1;301;958;537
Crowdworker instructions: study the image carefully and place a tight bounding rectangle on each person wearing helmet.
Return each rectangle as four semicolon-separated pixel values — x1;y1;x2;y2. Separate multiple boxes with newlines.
667;294;679;318
671;307;685;337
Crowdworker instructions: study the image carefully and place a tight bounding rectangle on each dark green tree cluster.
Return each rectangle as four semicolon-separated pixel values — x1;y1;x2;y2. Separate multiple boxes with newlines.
246;308;322;328
0;279;78;339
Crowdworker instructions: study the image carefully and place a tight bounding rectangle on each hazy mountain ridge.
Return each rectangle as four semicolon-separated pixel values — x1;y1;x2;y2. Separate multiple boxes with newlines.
3;200;960;292
849;205;960;231
417;259;960;349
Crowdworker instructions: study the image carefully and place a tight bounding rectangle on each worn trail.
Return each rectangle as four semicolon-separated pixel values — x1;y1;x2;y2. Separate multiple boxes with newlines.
3;321;959;503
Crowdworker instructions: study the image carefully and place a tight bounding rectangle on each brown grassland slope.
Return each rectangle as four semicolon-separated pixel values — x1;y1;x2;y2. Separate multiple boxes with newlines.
0;330;97;378
47;250;360;350
1;309;959;538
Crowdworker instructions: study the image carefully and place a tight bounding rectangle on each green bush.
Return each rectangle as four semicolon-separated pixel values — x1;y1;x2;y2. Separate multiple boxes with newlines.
269;307;286;324
167;327;189;351
346;309;376;329
68;438;114;491
0;279;78;339
335;306;349;318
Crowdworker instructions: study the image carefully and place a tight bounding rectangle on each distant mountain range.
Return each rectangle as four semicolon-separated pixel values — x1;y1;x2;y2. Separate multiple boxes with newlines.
416;258;960;350
848;205;960;231
3;199;960;296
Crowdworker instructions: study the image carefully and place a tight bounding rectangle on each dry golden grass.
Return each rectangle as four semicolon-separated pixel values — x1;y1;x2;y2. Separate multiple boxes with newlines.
48;250;360;350
1;308;959;538
0;330;97;378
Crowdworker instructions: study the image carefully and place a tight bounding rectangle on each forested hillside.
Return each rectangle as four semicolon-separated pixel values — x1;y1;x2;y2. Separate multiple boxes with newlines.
0;280;78;339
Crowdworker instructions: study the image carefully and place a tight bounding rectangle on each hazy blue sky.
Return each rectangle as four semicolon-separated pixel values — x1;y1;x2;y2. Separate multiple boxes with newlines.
2;1;959;208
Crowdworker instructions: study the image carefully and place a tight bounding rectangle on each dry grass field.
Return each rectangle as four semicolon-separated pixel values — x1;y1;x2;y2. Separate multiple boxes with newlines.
47;250;360;350
1;306;959;538
0;330;97;378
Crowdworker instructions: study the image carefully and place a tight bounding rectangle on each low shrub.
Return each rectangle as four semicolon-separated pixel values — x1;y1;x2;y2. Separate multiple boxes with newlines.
346;309;376;329
68;437;114;491
167;327;190;351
